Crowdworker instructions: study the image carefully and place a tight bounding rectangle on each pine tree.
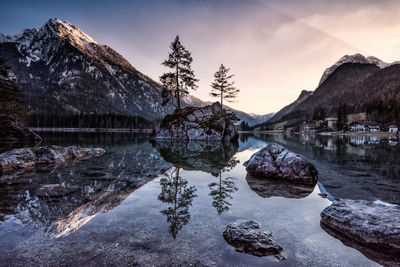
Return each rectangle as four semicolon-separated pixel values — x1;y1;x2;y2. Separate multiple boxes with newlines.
160;35;198;109
0;58;26;119
210;64;239;107
336;104;348;131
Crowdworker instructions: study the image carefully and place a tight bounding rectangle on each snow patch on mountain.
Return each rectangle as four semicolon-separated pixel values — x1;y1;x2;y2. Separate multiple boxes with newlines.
318;53;395;86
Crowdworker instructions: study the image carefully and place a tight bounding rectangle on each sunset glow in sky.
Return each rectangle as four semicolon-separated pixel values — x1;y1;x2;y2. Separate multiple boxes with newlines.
1;0;399;114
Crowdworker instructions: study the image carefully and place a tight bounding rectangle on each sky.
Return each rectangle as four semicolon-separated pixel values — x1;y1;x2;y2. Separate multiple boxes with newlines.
1;0;400;115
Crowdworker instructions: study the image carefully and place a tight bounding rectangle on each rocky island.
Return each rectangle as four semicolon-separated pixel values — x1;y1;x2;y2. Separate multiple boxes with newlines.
153;102;238;141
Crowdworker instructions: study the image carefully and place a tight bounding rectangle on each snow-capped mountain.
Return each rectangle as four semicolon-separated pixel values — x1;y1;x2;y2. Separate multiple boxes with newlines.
318;53;395;86
0;18;175;120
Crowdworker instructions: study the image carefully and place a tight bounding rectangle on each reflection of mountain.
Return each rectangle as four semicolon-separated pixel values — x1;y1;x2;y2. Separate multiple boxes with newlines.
0;141;170;237
238;134;268;152
152;141;238;175
246;175;315;199
158;168;197;239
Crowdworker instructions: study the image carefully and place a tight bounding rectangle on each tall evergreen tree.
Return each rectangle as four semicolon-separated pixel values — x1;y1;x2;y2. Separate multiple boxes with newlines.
336;104;348;131
210;64;239;107
160;35;198;109
0;58;26;119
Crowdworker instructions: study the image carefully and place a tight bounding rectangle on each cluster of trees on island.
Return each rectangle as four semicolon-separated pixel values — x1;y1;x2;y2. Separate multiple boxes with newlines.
160;35;240;109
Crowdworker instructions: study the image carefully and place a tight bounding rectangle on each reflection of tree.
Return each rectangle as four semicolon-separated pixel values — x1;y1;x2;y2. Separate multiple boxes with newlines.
209;174;238;214
158;168;197;238
208;157;239;214
335;137;348;164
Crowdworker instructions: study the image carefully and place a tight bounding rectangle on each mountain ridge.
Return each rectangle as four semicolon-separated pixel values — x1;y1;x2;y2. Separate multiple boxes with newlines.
260;53;400;127
0;18;266;125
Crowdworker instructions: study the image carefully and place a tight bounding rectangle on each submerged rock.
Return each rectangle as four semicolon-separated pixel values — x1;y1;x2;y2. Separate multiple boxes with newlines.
0;115;41;151
0;145;105;173
321;199;400;266
153;102;238;141
223;220;286;260
244;143;318;185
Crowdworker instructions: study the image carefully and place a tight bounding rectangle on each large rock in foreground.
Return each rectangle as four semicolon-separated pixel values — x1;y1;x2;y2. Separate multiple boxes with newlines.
153;102;238;141
0;145;105;173
223;220;286;260
0;115;41;151
244;143;318;185
321;199;400;266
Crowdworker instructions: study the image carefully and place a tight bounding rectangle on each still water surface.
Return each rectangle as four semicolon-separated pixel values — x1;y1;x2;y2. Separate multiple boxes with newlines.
1;132;398;266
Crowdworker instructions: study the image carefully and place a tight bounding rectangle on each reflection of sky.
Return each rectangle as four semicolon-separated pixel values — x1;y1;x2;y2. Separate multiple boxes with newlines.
1;0;399;114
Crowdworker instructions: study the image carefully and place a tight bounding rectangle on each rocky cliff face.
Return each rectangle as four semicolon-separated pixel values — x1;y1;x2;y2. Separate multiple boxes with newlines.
0;18;174;120
153;102;238;141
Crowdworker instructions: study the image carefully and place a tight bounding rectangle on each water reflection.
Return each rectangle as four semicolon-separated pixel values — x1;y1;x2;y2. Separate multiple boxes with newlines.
158;168;197;239
246;175;315;199
0;137;170;237
153;141;240;216
208;157;239;214
152;140;238;175
320;221;400;267
247;133;400;204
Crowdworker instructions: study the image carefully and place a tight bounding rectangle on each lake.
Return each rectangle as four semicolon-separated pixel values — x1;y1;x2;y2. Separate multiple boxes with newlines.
1;132;398;266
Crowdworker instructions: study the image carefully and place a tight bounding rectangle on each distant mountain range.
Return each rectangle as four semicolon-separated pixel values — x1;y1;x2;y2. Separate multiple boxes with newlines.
0;18;269;125
182;95;274;125
258;53;400;128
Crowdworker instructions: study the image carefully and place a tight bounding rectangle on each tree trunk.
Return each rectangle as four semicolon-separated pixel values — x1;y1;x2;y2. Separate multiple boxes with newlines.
176;65;180;109
220;87;223;108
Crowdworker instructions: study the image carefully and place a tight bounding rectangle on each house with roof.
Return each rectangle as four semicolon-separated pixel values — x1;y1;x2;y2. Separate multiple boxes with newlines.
324;117;337;130
349;121;366;132
368;125;380;132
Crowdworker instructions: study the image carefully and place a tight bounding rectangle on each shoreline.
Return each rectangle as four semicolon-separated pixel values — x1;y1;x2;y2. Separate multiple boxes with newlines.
29;127;153;133
317;131;398;137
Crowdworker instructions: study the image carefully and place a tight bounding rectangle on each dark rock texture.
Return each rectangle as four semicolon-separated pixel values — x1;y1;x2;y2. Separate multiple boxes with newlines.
223;220;286;260
0;145;105;173
0;115;41;150
244;143;318;184
321;199;400;266
153;102;238;141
